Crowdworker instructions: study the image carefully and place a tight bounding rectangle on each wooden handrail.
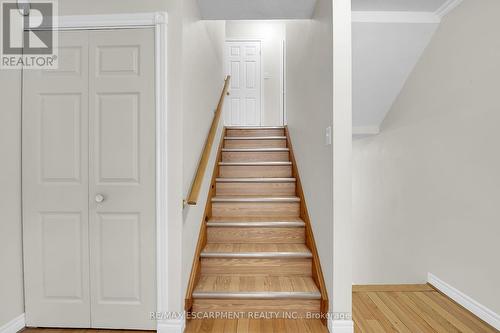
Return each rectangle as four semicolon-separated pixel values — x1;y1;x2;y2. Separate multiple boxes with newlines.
185;76;231;206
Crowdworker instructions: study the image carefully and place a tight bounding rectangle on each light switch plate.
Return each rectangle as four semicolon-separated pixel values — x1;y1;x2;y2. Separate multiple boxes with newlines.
325;126;332;145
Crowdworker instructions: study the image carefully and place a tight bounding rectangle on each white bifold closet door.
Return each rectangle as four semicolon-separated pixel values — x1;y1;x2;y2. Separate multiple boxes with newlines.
22;28;156;330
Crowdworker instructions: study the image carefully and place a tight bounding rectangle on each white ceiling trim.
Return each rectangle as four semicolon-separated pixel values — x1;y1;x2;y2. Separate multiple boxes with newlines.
351;0;465;137
352;0;463;24
435;0;464;18
352;11;440;24
353;126;381;136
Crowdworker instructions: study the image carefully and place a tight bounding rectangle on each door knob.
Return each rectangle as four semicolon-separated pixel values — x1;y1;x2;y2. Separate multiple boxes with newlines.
95;194;105;203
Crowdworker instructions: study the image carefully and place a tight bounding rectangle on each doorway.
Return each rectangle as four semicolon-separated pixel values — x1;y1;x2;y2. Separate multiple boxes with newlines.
22;28;156;330
224;40;262;126
224;21;286;127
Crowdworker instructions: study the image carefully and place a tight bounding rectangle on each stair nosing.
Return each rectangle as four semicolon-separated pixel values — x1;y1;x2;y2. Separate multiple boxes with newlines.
192;291;321;300
212;197;300;203
222;148;289;152
226;126;285;130
206;221;305;228
224;136;287;140
219;161;292;166
216;177;296;183
200;251;312;259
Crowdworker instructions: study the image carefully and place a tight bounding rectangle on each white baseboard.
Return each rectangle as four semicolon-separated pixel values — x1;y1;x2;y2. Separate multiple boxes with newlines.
328;319;354;333
0;313;187;333
157;318;185;333
0;314;25;333
428;273;500;330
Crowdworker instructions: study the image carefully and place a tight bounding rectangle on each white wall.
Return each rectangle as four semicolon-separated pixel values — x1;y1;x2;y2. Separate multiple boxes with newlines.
332;0;353;326
353;0;500;314
225;21;285;126
0;69;24;328
180;0;226;305
285;0;334;311
353;22;438;129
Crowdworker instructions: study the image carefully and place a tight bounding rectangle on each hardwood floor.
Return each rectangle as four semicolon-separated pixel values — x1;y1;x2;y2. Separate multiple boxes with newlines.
353;284;499;333
184;319;329;332
19;327;152;333
19;284;498;333
185;284;499;332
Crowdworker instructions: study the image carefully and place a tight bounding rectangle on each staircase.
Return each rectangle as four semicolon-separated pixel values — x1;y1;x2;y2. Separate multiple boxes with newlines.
185;126;328;324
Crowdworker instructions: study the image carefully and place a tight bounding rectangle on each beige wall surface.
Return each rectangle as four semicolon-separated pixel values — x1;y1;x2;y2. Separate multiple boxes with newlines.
182;12;225;199
225;21;285;126
180;0;226;305
285;0;334;310
353;0;500;314
0;69;24;327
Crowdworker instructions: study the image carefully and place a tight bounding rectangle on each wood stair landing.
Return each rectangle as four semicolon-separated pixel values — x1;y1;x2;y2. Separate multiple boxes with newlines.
186;126;328;324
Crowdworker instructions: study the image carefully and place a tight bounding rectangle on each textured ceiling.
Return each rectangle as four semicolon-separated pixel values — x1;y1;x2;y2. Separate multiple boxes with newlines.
198;0;317;20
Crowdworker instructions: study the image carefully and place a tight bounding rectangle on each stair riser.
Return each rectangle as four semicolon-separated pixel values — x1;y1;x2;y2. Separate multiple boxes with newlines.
224;139;287;149
219;165;292;178
212;201;300;218
216;182;296;196
226;129;285;137
192;299;320;317
201;258;312;275
222;151;290;162
207;227;305;244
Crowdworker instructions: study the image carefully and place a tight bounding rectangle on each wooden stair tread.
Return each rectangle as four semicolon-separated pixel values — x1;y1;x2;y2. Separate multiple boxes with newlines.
216;177;296;183
226;126;285;130
212;196;300;203
203;243;310;253
207;221;305;228
207;217;306;228
222;148;289;152
225;136;286;140
193;275;320;295
202;244;311;258
219;161;292;166
224;137;287;148
208;216;304;223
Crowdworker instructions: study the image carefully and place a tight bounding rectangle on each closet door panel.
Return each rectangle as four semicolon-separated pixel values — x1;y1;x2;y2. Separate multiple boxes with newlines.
88;28;156;330
22;30;91;328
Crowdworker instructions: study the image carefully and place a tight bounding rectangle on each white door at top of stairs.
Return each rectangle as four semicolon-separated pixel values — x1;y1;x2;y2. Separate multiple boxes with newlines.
224;40;262;126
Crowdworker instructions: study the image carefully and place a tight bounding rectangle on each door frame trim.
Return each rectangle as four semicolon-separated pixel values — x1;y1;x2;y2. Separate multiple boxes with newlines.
224;39;264;126
24;12;170;330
